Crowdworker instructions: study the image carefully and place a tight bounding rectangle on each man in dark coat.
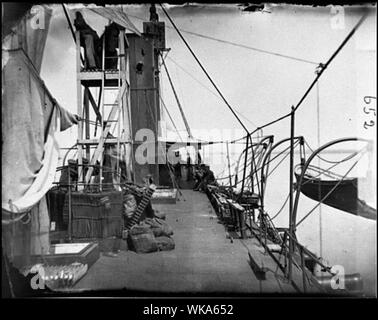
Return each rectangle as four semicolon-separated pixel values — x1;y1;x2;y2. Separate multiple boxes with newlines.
195;165;216;192
102;22;122;70
193;164;205;191
74;11;101;70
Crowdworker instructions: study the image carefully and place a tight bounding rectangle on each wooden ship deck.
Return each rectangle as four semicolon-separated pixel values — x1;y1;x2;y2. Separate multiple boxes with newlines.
2;4;372;299
71;190;321;295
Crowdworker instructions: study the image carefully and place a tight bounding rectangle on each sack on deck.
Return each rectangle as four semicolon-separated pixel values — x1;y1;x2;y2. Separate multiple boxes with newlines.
128;224;158;253
154;211;166;220
129;223;150;235
156;236;175;251
144;217;173;237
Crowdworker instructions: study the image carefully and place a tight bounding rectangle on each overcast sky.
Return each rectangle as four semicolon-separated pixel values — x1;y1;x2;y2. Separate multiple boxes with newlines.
41;4;376;152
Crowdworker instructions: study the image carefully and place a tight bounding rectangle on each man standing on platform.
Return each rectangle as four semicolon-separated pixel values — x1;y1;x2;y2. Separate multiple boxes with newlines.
74;11;101;70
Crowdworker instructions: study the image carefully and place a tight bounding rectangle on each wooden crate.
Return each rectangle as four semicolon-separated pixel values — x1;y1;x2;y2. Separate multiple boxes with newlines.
14;242;100;269
151;188;177;204
70;191;123;239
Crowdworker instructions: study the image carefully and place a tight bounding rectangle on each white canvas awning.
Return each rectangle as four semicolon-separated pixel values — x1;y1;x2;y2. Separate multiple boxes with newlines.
2;49;79;212
89;6;141;36
2;4;53;73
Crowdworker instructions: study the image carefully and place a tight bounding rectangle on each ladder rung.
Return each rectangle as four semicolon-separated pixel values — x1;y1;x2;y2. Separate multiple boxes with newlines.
103;103;118;106
105;120;118;123
78;138;130;145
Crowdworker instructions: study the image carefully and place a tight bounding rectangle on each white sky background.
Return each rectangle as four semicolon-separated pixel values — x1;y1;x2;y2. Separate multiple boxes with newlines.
41;3;377;192
42;3;376;151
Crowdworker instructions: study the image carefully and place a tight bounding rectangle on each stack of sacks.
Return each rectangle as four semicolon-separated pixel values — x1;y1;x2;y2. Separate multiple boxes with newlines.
128;217;175;253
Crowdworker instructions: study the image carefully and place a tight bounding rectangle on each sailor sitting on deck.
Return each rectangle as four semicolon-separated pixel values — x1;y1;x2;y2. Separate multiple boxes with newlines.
193;165;216;192
193;164;204;191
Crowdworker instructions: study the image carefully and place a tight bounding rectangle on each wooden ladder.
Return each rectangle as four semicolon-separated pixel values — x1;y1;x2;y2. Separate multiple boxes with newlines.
83;33;125;189
125;185;156;230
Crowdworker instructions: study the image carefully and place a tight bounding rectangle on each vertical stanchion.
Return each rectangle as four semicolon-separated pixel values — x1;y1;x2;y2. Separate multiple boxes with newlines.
279;231;288;269
76;31;83;191
316;81;323;259
226;141;233;188
300;245;307;293
240;134;249;196
116;30;123;190
84;88;90;161
68;165;72;242
264;213;268;251
99;35;106;192
288;106;295;281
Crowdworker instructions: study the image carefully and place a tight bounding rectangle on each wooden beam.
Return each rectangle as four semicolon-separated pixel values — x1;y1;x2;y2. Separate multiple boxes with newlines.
84;82;127;184
87;87;102;123
120;29;133;182
77;138;132;145
76;30;84;188
84;87;90;160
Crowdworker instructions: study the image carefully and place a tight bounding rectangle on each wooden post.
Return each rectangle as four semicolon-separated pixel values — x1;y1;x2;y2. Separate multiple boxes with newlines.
124;33;134;182
84;87;90;161
288;106;295;281
226;141;232;188
68;164;72;242
300;245;307;293
114;30;123;188
119;29;133;183
76;31;84;190
99;35;106;192
240;135;249;196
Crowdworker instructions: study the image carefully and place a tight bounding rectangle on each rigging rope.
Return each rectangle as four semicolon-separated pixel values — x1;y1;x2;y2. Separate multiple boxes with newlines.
167;56;259;129
264;141;299;179
160;53;193;138
229;13;368;143
270;192;291;221
304;140;368;165
126;12;320;65
160;3;249;134
144;90;182;191
295;156;362;227
250;142;294;178
298;143;369;189
160;96;184;142
250;140;300;190
305;165;346;180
